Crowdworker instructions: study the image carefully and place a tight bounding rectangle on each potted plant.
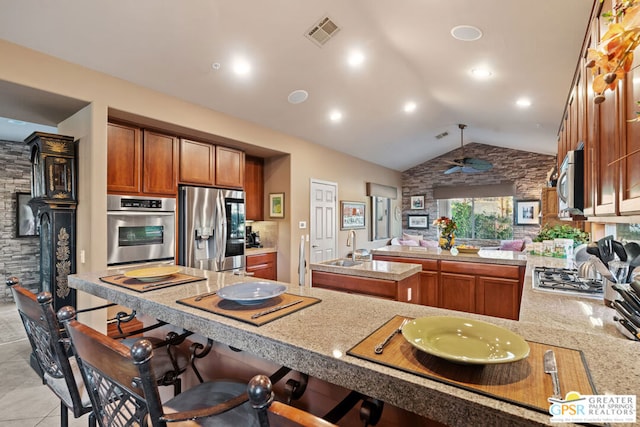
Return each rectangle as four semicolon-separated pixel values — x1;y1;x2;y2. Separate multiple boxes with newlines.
533;224;590;247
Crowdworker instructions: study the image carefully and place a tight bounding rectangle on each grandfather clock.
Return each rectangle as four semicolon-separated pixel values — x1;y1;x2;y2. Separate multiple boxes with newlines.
26;131;77;311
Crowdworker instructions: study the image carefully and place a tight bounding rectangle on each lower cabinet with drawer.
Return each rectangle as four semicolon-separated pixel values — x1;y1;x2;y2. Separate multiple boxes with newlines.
311;271;419;303
439;260;524;320
372;255;525;320
245;252;277;280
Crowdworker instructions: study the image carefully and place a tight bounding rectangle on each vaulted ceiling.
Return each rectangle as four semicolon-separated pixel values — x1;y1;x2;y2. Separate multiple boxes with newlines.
0;1;594;171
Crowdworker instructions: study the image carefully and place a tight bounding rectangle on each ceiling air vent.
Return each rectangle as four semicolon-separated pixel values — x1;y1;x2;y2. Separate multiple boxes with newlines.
305;16;340;47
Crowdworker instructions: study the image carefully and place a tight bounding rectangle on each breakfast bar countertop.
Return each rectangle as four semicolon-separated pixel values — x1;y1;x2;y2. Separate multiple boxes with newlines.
68;261;639;427
372;245;528;266
309;259;421;281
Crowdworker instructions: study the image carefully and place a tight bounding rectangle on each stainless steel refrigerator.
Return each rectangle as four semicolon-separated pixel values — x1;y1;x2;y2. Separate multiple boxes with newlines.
178;186;245;272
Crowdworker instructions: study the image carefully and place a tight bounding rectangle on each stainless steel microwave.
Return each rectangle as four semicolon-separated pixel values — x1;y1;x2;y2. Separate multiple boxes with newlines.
557;149;584;215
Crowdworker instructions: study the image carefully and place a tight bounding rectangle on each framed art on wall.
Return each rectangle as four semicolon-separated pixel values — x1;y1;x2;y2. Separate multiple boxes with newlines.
340;201;366;230
269;193;285;218
515;200;540;225
408;214;429;229
16;192;37;237
410;195;425;209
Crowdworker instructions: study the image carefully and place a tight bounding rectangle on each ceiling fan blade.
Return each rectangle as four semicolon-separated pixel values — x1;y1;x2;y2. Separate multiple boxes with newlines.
461;166;483;173
464;158;493;170
443;159;464;166
444;165;461;174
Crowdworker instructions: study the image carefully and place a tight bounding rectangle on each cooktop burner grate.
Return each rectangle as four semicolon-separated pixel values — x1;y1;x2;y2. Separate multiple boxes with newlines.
532;266;603;297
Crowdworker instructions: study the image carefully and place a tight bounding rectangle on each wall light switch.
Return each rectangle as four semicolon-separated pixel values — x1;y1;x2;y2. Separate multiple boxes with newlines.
299;221;307;229
80;250;86;264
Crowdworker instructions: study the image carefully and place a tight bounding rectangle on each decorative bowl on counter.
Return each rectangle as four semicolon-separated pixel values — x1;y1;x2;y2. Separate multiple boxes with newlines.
124;266;181;282
401;316;530;364
455;245;480;254
218;281;287;305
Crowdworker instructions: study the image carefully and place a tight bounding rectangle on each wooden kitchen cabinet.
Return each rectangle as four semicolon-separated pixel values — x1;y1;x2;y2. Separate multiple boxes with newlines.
215;146;244;189
142;130;178;196
373;254;524;320
245;155;264;220
179;138;215;186
619;54;640;214
107;122;142;194
561;0;640;218
311;270;418;303
440;260;524;320
373;255;438;306
107;123;178;196
246;252;277;280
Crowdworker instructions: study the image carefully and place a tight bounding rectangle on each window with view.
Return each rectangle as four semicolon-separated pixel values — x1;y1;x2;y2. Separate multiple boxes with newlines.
438;196;514;239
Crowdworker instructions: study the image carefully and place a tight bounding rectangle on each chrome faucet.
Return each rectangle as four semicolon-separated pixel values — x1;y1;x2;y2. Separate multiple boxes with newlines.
347;230;357;261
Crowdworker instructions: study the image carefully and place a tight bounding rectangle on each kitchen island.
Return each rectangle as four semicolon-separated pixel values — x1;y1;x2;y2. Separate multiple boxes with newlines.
68;259;638;427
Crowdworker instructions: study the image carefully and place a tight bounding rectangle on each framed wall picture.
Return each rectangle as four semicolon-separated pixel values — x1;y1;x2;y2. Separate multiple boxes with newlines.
340;201;366;230
410;195;425;209
408;214;429;229
16;192;37;237
515;200;540;225
269;193;285;218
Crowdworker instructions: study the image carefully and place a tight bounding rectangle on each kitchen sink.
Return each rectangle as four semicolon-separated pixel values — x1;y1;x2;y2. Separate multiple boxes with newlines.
323;259;363;267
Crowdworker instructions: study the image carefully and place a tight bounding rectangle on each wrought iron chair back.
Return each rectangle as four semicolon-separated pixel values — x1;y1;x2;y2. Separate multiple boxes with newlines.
58;306;262;427
8;282;95;427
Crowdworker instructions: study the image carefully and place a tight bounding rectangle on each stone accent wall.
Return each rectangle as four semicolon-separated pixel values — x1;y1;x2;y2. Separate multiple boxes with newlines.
402;142;555;245
0;139;39;302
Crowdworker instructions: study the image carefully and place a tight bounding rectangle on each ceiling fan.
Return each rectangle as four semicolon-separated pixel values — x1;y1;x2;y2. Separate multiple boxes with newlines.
443;124;493;174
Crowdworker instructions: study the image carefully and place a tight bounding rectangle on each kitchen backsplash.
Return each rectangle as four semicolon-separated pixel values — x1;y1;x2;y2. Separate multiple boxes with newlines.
248;220;278;248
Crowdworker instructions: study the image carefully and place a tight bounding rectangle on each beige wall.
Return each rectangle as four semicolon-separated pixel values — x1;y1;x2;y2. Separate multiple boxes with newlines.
0;39;402;283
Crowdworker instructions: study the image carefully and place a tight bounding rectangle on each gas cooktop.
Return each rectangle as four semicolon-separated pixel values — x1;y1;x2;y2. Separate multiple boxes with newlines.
532;266;604;299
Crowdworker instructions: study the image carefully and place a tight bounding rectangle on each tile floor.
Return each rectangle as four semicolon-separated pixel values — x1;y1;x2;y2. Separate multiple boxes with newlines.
0;303;90;427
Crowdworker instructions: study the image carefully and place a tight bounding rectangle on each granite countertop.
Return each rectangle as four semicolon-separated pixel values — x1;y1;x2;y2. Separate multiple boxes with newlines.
245;247;277;255
310;259;421;281
68;260;639;427
372;245;528;266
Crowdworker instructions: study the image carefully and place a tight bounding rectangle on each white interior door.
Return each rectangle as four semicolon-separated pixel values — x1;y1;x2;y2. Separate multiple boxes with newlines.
310;180;337;263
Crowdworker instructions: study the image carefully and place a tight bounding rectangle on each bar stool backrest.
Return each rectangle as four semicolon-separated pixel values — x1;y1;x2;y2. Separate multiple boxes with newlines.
58;307;153;427
10;284;92;421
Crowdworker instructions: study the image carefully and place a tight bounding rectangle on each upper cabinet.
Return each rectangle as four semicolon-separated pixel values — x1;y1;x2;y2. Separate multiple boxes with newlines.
107;122;142;194
109;122;248;196
619;47;640;214
142;130;178;196
215;146;244;189
245;155;264;220
179;138;216;186
561;0;640;218
107;123;178;196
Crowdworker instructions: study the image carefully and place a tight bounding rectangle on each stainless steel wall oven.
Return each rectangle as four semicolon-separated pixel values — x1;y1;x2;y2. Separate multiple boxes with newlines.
107;195;176;266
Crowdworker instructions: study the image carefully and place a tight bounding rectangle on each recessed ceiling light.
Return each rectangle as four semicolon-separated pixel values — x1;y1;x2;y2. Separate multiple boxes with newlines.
347;51;365;68
471;68;492;78
288;90;309;104
451;25;483;41
403;102;417;113
232;57;251;76
329;110;343;122
516;98;532;108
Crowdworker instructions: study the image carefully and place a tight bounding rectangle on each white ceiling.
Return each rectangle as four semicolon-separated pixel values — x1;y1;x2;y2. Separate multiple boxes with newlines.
0;1;593;171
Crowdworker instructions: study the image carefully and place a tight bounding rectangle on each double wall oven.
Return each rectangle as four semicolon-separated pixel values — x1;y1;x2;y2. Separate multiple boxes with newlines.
107;195;176;266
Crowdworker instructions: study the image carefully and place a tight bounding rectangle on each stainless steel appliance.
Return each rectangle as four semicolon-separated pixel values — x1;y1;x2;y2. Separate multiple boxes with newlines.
178;186;245;272
557;149;584;216
532;266;603;299
107;195;176;266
